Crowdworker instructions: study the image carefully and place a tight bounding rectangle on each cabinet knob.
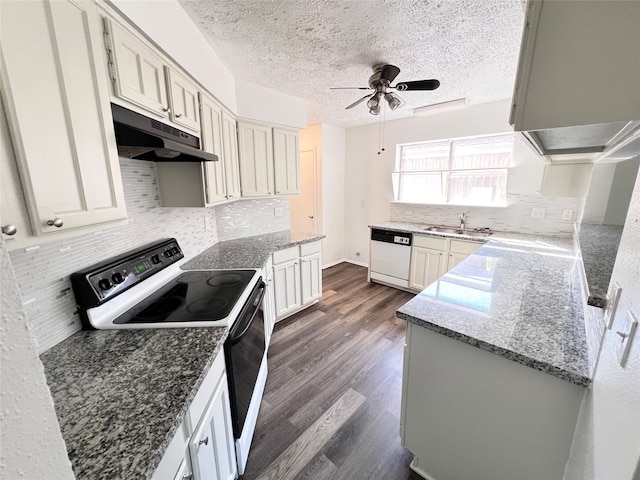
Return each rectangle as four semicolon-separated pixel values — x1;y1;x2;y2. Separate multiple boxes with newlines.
228;194;233;198
175;113;182;118
181;474;193;480
162;107;170;113
268;191;272;195
199;436;209;446
308;216;314;219
46;218;63;228
2;224;17;236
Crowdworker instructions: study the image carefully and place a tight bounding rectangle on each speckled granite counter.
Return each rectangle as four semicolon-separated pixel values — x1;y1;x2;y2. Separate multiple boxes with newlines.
375;222;591;387
577;223;623;306
182;230;325;270
40;328;227;480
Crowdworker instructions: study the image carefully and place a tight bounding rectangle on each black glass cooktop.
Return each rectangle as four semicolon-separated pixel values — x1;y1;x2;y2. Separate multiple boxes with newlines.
113;270;256;324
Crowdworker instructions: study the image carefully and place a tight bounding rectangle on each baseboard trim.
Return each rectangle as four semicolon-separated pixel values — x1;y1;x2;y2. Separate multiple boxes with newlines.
322;258;369;269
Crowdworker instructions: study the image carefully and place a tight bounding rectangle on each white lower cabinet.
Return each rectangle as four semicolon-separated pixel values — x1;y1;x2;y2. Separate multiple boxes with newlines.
409;235;483;291
153;350;236;480
272;241;322;321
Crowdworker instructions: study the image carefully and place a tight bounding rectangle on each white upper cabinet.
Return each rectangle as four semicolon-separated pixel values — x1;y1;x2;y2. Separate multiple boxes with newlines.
0;0;127;241
106;18;169;120
105;18;201;134
238;121;300;197
238;122;275;197
222;111;241;201
167;67;200;132
511;0;640;132
273;127;300;195
200;93;227;204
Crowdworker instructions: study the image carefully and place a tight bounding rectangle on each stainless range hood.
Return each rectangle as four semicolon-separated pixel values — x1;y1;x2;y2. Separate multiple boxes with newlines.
111;104;217;162
521;121;640;164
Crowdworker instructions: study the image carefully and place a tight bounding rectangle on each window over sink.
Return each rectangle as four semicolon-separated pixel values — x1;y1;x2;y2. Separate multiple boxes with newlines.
393;133;514;207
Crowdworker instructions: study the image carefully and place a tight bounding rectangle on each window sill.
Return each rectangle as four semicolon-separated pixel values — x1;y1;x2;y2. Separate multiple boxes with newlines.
391;200;508;208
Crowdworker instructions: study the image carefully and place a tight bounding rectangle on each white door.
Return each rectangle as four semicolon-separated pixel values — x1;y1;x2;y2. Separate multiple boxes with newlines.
290;148;318;235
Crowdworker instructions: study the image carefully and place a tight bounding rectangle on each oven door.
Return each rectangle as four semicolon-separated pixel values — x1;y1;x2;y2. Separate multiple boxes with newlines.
224;279;266;439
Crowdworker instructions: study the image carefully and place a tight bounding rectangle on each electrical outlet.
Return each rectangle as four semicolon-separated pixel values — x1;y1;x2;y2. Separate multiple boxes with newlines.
531;208;546;219
404;210;413;216
616;311;637;367
204;216;213;231
562;209;573;221
604;282;622;329
274;207;283;217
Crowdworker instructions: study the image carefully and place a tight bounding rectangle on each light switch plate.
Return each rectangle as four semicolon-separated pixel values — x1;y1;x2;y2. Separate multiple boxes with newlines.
616;311;637;368
604;282;622;329
562;209;573;220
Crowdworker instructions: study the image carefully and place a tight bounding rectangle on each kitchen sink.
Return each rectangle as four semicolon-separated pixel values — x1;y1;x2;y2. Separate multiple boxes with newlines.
422;226;493;237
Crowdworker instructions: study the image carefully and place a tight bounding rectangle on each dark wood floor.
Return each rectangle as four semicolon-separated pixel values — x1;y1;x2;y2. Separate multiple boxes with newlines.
241;262;424;480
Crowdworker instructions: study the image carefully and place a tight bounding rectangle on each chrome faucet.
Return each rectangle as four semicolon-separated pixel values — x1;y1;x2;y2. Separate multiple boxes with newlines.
459;211;466;230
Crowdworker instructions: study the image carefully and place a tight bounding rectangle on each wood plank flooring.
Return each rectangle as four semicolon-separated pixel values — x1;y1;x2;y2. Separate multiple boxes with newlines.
241;262;424;480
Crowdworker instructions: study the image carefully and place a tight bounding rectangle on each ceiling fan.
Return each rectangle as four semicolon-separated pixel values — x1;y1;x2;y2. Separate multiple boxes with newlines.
331;64;440;115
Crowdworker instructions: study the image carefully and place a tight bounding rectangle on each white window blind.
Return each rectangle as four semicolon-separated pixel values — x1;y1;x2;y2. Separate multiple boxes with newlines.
394;134;513;206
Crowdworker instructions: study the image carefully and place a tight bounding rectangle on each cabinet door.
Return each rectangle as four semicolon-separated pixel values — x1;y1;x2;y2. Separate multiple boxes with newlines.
172;458;193;480
447;251;469;272
409;247;445;291
189;375;237;480
106;18;169;119
1;0;127;236
238;122;274;197
273;127;300;195
166;67;200;132
273;259;301;319
221;111;241;200
200;94;226;204
300;253;322;304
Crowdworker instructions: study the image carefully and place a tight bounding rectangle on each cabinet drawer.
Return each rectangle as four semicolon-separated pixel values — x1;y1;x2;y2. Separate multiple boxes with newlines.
450;239;483;255
187;349;226;428
273;246;298;264
413;235;448;250
300;241;321;257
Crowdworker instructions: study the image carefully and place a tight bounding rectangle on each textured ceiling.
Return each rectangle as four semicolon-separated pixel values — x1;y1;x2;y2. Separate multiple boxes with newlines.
180;0;525;128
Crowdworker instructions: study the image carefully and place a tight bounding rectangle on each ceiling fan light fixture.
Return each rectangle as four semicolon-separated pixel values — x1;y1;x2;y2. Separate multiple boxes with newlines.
367;95;380;109
384;92;404;110
369;104;381;115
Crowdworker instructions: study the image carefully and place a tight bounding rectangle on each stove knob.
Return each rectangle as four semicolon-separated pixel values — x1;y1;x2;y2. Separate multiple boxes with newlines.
171;246;180;255
98;278;112;290
151;254;161;265
112;272;125;284
164;249;173;258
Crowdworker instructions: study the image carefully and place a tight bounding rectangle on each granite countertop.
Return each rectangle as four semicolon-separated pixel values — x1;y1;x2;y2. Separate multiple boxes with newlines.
577;223;624;306
374;222;590;387
40;328;227;479
182;230;326;270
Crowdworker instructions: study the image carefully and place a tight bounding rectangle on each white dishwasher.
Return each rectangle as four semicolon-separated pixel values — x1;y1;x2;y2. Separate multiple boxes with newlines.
369;228;412;288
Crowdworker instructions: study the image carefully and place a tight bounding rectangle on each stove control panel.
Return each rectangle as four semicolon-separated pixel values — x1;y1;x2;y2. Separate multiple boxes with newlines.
71;238;184;309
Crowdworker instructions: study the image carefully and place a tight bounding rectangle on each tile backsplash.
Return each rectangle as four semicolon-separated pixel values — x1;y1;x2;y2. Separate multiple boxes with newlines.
8;158;290;352
390;193;585;236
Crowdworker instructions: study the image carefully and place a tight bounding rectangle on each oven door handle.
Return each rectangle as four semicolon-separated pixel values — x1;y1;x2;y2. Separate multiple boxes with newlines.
229;281;266;346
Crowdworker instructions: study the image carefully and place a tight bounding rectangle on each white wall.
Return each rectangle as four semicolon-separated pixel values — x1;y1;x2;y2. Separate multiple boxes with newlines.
604;157;640;226
236;80;306;128
564;166;640;480
321;124;346;266
0;240;75;480
583;163;617;224
299;124;346;267
344;99;590;263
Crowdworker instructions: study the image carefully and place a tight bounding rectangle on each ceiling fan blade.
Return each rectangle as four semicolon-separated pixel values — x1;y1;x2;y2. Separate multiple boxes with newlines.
380;64;401;84
330;87;373;90
394;79;441;91
345;94;373;110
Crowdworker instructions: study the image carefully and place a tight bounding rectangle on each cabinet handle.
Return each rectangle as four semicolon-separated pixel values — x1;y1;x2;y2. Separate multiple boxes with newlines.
46;218;63;228
268;191;272;194
199;436;209;446
2;224;17;236
181;474;193;480
228;194;233;198
175;113;182;118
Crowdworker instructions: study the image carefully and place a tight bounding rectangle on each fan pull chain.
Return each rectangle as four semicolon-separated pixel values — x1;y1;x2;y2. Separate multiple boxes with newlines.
377;107;386;155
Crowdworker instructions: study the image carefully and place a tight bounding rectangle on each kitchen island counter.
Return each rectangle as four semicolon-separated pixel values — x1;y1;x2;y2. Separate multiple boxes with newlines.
378;221;590;387
40;327;227;480
182;230;325;270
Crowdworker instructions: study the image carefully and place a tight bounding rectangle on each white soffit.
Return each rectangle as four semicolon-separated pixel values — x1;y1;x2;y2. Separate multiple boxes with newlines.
180;0;525;128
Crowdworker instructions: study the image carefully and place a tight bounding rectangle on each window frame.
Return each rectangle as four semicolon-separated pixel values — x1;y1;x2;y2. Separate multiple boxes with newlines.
393;133;513;207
